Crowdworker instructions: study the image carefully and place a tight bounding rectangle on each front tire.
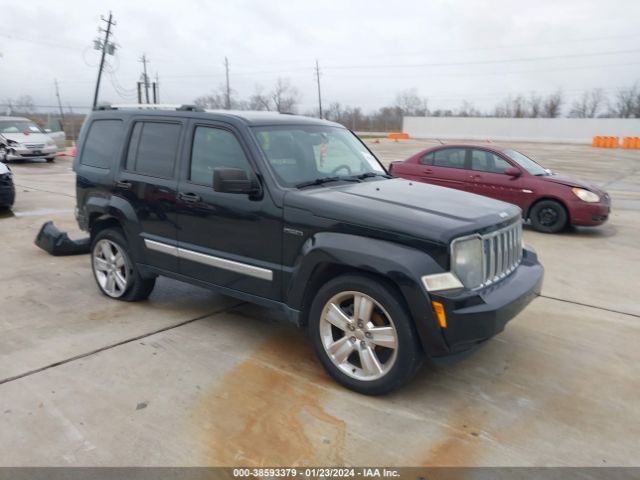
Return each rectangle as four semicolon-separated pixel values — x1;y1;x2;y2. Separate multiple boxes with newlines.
91;228;156;301
308;274;423;395
529;199;568;233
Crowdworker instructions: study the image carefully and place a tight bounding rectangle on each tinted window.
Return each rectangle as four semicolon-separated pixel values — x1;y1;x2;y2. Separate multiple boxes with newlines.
470;150;511;174
433;148;466;169
420;152;434;165
126;122;181;178
81;119;124;169
190;126;252;186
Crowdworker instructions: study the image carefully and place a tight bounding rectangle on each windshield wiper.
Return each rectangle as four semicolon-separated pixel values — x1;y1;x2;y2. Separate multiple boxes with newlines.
350;172;392;180
295;176;342;188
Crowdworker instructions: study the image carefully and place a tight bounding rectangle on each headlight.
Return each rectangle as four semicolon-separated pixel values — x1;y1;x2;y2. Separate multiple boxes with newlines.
6;139;18;146
451;235;484;288
46;139;55;146
571;187;599;203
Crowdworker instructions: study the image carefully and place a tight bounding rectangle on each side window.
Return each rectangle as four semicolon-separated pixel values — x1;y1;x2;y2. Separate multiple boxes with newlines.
125;121;181;178
190;126;252;186
420;152;434;165
470;150;511;174
81;119;124;169
432;148;466;169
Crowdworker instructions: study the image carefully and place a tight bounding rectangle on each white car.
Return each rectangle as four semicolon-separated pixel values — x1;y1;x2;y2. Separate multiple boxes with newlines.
0;116;58;162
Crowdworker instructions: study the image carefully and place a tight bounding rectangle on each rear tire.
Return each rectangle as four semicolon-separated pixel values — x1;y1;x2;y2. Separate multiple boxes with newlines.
529;200;568;233
46;156;55;163
91;228;155;301
308;274;423;395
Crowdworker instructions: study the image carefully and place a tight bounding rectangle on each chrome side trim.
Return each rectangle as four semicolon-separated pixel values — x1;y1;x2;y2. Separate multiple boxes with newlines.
178;247;273;281
144;239;179;257
143;238;273;281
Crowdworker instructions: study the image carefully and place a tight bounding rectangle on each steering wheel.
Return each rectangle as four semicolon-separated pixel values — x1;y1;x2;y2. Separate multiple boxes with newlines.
330;164;352;176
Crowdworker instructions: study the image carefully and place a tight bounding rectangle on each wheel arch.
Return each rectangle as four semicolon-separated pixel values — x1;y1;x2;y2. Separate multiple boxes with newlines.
526;196;571;224
286;232;451;357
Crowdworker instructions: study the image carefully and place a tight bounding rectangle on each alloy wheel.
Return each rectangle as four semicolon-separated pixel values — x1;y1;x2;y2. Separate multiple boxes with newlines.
319;291;398;381
93;239;129;298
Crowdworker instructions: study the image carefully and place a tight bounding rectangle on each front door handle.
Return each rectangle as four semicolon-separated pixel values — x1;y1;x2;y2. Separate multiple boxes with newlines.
178;192;201;204
423;169;433;174
115;180;132;190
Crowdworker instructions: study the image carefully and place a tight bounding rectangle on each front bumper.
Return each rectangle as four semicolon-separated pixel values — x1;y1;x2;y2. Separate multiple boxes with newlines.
568;198;611;226
3;144;57;161
0;185;16;207
430;248;543;355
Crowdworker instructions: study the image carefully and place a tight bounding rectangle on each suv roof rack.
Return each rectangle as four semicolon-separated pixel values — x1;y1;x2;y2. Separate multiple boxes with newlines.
95;104;204;112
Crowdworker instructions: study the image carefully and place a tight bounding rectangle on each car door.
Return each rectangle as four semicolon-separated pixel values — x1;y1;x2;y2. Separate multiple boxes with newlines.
423;147;470;191
176;121;282;301
115;118;183;272
466;148;525;208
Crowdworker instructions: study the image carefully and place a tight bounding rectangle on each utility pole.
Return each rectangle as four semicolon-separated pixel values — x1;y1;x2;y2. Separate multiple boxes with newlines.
224;57;231;110
54;79;65;123
67;104;76;142
139;53;150;104
92;12;116;109
155;72;160;103
315;59;323;119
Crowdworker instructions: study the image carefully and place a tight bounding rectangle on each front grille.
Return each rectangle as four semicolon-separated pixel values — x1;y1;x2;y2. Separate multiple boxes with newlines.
481;221;523;287
25;143;45;149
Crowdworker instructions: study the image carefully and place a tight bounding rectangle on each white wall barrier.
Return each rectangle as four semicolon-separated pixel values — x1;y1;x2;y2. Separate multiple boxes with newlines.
403;117;640;144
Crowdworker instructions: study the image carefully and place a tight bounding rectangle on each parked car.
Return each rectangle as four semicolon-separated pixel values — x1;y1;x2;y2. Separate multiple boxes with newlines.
389;144;611;233
0;161;15;209
44;117;67;153
73;105;543;394
0;116;58;162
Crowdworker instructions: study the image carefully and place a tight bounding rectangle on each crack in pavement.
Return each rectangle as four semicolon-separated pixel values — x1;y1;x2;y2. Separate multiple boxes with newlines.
540;294;638;318
0;302;244;387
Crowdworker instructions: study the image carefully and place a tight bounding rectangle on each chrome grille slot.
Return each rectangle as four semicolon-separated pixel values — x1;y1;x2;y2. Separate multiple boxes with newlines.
482;221;523;287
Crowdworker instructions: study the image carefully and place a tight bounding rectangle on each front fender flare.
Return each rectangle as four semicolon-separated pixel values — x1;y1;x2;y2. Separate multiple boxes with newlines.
287;232;450;356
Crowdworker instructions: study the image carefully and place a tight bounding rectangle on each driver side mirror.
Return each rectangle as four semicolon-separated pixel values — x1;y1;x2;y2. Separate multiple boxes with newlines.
44;128;52;133
504;167;522;177
213;167;261;195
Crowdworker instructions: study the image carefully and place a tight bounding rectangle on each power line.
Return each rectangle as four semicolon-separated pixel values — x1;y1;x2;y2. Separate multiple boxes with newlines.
224;57;231;109
323;48;640;70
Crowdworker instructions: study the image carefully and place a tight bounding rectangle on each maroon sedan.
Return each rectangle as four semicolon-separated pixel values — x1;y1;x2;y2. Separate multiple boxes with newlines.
389;144;610;233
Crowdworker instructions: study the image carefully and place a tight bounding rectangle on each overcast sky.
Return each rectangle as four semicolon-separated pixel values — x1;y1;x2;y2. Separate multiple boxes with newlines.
2;0;640;114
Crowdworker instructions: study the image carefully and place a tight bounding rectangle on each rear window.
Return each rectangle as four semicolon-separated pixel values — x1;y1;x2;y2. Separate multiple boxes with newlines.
81;119;124;169
126;121;181;178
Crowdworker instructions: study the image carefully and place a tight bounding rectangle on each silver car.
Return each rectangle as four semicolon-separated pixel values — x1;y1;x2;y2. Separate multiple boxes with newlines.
0;116;58;162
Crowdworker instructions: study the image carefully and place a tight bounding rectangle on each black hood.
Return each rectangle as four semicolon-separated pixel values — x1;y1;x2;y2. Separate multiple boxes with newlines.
284;178;521;245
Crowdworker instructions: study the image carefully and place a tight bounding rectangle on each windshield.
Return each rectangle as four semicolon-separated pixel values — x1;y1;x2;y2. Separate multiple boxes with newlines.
504;149;548;176
0;120;43;135
252;125;386;187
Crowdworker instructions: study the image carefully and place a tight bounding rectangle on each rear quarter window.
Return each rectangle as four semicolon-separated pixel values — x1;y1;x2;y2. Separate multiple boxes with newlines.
81;119;124;169
125;121;181;179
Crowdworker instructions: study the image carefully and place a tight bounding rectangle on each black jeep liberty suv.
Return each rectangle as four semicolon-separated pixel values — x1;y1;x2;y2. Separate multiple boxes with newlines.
73;105;543;394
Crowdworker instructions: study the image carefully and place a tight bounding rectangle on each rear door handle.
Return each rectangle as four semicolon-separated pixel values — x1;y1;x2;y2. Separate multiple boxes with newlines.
178;192;201;204
115;180;132;190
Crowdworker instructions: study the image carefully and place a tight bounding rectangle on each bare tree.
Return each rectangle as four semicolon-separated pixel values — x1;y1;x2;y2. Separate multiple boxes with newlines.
12;95;35;114
528;93;543;118
569;88;604;118
271;78;300;113
456;100;480;117
608;84;639;118
541;90;564;118
493;95;528;117
394;88;429;116
194;85;242;110
248;85;272;111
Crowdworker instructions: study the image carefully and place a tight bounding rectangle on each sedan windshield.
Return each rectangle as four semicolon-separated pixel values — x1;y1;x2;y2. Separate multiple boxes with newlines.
0;120;43;134
504;149;548;176
252;125;386;187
